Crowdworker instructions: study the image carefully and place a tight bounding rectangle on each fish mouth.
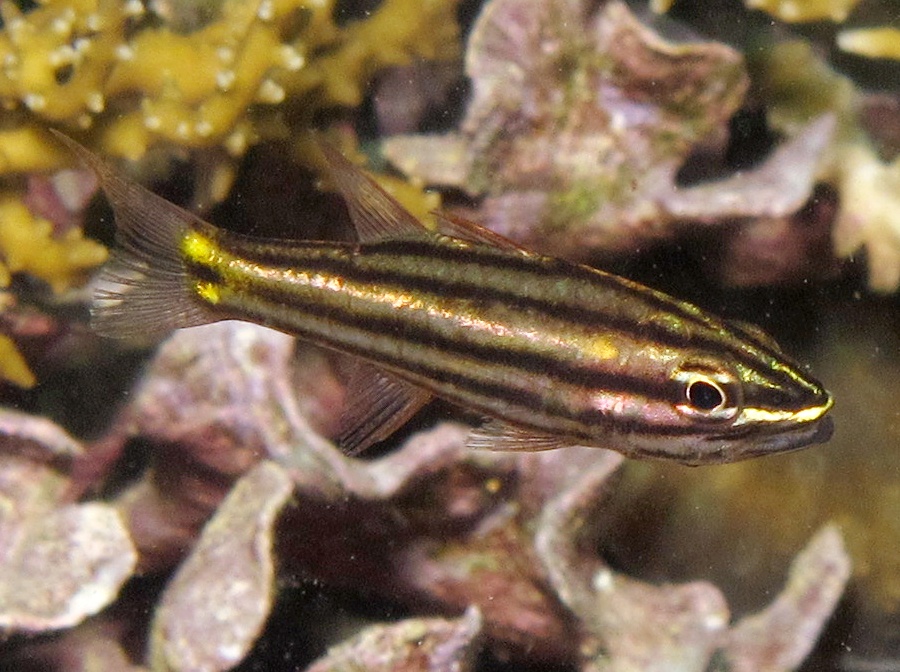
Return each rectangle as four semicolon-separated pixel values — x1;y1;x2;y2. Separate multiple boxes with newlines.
736;414;834;460
808;414;834;444
677;413;835;465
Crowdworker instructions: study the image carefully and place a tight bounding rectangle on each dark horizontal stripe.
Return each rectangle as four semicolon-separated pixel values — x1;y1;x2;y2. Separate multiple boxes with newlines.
366;244;801;376
218;234;722;331
186;259;224;285
231;246;809;399
228;288;736;440
197;231;821;406
250;276;821;428
230;273;682;405
213;232;804;387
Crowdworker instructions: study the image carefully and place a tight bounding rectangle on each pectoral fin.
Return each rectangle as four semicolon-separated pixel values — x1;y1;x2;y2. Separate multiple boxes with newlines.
339;363;433;455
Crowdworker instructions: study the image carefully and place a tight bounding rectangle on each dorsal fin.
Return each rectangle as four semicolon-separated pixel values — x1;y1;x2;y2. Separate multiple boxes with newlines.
317;142;433;244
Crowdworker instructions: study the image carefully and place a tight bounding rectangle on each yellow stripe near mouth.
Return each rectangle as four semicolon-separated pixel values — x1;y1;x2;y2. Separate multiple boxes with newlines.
739;396;833;425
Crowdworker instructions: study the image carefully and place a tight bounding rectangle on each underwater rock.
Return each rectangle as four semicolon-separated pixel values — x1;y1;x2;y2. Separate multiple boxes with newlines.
0;312;852;669
0;618;149;672
672;116;842;285
106;321;336;573
535;449;849;671
277;423;582;664
535;453;730;671
725;525;850;672
374;62;463;136
306;607;482;672
150;461;294;672
536;452;850;672
664;115;835;222
0;409;135;633
383;0;842;272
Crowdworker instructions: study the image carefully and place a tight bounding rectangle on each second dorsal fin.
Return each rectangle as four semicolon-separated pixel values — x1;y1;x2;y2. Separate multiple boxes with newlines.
432;211;530;252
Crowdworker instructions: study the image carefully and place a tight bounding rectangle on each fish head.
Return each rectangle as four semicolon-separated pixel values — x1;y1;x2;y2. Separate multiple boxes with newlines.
651;347;834;464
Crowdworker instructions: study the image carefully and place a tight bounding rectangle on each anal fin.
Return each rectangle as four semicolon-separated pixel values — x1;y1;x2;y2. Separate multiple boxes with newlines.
466;419;576;452
339;363;433;456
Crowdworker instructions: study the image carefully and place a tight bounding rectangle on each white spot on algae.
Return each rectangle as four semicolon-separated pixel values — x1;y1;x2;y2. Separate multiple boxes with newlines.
592;568;614;592
216;69;236;91
86;91;105;113
256;79;285;104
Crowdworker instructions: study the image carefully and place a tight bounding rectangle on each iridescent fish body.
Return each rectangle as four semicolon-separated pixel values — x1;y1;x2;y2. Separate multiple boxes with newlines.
55;132;833;464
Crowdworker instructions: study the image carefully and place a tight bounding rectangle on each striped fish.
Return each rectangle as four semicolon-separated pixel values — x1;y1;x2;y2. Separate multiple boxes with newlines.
55;132;833;464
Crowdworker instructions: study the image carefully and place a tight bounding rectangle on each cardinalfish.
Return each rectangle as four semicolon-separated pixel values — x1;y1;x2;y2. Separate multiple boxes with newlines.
53;132;833;464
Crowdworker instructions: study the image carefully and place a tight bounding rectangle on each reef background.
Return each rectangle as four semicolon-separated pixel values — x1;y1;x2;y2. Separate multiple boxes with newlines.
0;0;898;670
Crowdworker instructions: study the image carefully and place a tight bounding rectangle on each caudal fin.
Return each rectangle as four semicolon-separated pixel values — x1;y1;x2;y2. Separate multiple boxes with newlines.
51;131;217;340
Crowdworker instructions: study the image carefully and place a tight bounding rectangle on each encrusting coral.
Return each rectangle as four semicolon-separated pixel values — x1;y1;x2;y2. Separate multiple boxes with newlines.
0;409;136;632
753;40;900;292
0;0;459;386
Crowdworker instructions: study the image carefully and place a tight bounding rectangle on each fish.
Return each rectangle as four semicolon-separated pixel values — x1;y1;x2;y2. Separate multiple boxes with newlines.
52;131;834;464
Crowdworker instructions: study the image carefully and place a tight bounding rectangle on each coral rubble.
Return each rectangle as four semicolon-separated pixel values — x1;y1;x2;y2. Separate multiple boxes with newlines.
0;409;135;632
306;607;482;672
5;320;845;671
149;461;294;672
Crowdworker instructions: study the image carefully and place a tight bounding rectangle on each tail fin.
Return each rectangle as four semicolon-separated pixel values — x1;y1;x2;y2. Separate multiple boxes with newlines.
51;131;217;340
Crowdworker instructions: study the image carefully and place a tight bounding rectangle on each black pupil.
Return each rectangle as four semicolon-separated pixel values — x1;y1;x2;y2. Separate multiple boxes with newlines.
687;380;724;411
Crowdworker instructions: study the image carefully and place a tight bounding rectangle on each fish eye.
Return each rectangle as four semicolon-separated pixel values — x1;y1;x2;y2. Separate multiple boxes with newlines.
672;363;741;422
687;378;725;411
